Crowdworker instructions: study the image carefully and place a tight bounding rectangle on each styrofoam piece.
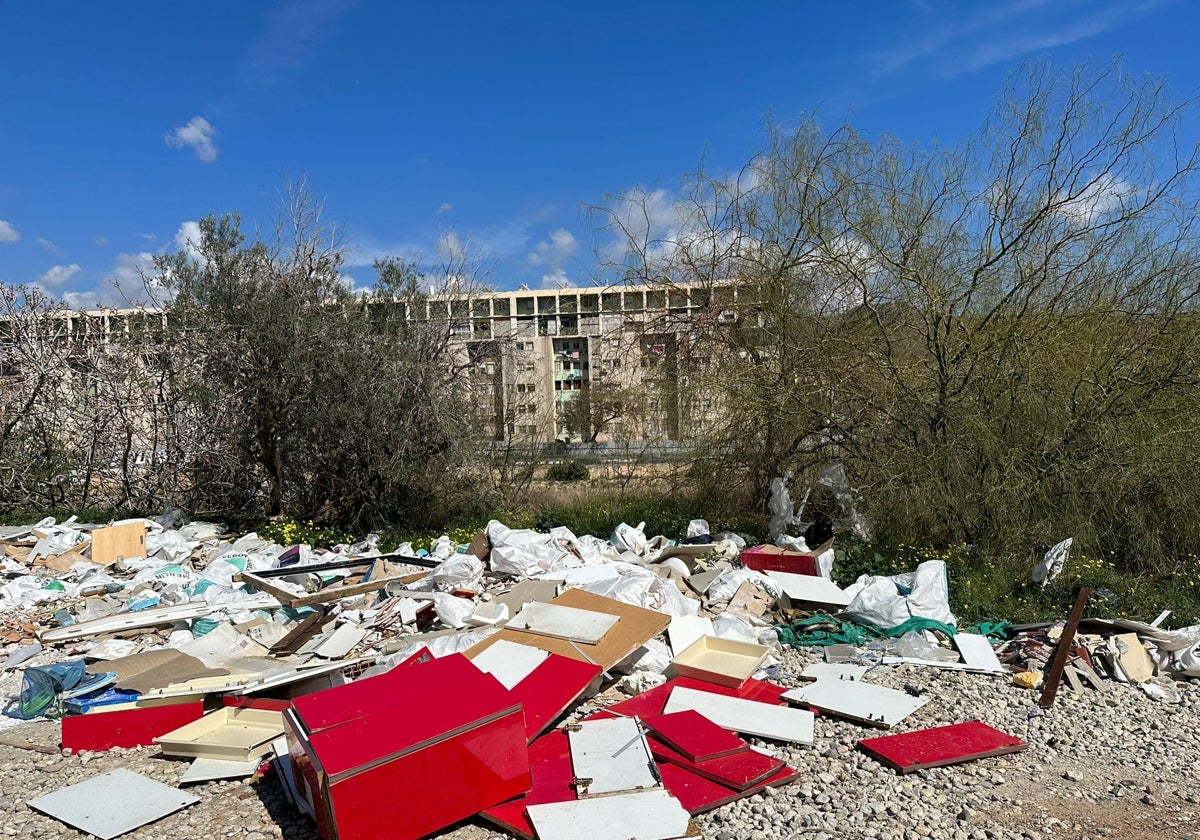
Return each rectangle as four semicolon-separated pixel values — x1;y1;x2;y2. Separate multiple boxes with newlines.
664;686;814;745
179;756;261;784
764;570;851;607
799;662;870;682
667;616;714;656
568;716;659;796
953;633;1005;673
470;639;550;690
781;678;929;728
28;768;199;839
508;601;620;644
526;789;691;840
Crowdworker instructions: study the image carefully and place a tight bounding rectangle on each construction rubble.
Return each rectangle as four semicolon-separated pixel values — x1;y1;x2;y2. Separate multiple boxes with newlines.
1;514;1199;839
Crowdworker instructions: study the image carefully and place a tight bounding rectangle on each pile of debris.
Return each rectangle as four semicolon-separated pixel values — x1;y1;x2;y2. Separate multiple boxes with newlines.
0;513;1197;840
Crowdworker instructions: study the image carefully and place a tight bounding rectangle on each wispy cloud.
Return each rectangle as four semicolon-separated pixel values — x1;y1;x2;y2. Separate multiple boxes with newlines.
165;117;219;163
436;202;453;215
37;263;82;287
37;236;62;255
239;0;361;87
873;0;1159;78
0;220;18;243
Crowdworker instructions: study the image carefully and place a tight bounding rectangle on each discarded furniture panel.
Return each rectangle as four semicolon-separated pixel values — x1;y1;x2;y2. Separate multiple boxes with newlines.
480;730;575;839
667;615;714;657
284;653;530;840
663;686;814;745
857;720;1027;773
656;760;799;815
504;651;602;742
953;632;1006;673
507;601;620;644
594;677;788;722
467;589;670;670
526;789;693;840
107;649;229;694
671;635;770;689
799;662;870;682
781;678;929;728
643;709;747;762
61;699;205;752
470;638;550;689
90;521;147;565
740;541;831;576
568;716;659;796
648;739;783;790
27;768;198;840
766;570;851;608
179;755;262;784
155;706;285;761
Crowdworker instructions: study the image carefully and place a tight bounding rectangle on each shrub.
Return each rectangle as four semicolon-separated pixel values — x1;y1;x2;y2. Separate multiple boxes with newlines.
546;460;590;482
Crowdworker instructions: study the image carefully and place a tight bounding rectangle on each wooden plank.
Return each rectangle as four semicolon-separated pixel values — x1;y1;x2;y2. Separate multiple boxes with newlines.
781;679;928;728
90;521;147;565
507;601;620;644
643;710;748;763
648;739;782;790
568;716;658;796
526;790;692;840
269;609;329;654
1073;659;1108;691
239;569;418;607
663;686;814;745
1039;586;1092;709
1062;665;1084;693
857;720;1026;774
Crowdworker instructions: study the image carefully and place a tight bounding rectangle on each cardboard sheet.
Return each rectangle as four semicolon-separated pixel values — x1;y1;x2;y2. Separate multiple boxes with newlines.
107;650;229;694
466;589;670;670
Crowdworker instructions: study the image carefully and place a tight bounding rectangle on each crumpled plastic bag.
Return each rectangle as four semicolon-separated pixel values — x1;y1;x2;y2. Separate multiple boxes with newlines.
612;522;649;556
630;638;673;674
427;554;483;592
433;593;475;629
706;568;782;602
686;519;711;539
488;520;574;577
147;529;194;564
429;535;456;559
842;560;957;629
712;614;760;643
1032;537;1072;587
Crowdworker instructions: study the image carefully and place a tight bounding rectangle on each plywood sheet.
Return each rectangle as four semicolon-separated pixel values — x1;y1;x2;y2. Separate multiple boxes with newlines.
28;768;197;839
781;679;928;728
466;589;670;671
663;686;814;745
857;720;1026;773
90;521;147;565
644;709;747;762
526;789;691;840
508;601;620;644
568;716;658;796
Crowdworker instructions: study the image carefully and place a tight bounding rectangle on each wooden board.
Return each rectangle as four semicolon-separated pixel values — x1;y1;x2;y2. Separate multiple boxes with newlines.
781;679;928;728
568;716;659;796
857;720;1027;773
508;601;620;644
648;739;782;790
643;710;748;763
466;589;670;671
663;687;814;745
90;521;147;565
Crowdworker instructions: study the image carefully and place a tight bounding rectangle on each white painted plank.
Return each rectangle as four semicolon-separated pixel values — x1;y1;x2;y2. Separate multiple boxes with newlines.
663;686;814;745
313;623;366;659
470;639;549;689
28;769;198;839
507;601;619;644
799;662;869;682
667;615;714;656
527;789;690;840
568;716;659;796
765;570;852;607
179;756;261;784
880;656;1008;674
781;678;928;728
953;632;1005;673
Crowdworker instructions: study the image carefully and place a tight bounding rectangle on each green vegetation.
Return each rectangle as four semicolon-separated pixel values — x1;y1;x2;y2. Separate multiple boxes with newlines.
545;460;590;482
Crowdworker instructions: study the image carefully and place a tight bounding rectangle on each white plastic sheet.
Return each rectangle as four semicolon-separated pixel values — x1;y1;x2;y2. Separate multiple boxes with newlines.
841;560;957;629
706;568;782;602
1032;537;1072;587
427;555;483;592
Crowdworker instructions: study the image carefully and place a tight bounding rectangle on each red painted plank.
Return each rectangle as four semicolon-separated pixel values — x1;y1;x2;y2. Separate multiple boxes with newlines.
510;654;602;742
648;739;783;790
479;730;574;840
658;759;801;815
586;676;786;722
857;720;1027;774
643;709;748;762
61;701;205;752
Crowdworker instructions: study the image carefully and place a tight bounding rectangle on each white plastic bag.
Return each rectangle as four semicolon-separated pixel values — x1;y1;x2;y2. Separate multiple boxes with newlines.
427;554;483;592
842;560;957;629
706;568;782;602
433;593;475;629
1032;537;1072;587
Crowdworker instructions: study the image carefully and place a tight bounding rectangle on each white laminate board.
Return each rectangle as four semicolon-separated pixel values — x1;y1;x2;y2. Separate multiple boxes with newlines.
765;570;852;607
953;633;1005;673
179;756;261;784
507;601;620;644
799;662;870;682
663;686;814;745
568;716;659;796
28;769;199;839
526;789;690;840
313;623;367;660
667;615;714;656
781;678;929;728
470;639;549;689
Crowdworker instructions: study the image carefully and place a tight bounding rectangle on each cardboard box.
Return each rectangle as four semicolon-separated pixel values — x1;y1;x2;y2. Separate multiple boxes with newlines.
739;540;832;576
284;653;531;840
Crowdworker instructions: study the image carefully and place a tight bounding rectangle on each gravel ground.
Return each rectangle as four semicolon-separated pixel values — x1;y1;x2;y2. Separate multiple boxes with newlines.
2;644;1198;840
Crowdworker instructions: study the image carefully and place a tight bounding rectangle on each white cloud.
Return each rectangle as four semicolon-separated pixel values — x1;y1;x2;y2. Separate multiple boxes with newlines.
173;220;206;266
37;263;82;287
60;252;172;310
539;268;572;289
134;232;157;243
36;237;62;255
527;228;579;269
94;236;110;247
1057;173;1137;227
436;202;453;215
438;230;466;261
165;116;219;163
0;220;18;243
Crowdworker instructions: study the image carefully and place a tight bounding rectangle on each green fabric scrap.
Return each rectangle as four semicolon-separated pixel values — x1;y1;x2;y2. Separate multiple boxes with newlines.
776;614;958;648
961;620;1013;641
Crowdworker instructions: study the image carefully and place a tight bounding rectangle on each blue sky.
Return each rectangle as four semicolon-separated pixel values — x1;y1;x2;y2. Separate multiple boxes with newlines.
1;0;1197;305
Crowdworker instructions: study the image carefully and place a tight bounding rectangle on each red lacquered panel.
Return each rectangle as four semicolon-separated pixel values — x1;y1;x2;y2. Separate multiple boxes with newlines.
61;701;205;752
643;709;748;762
648;739;782;790
479;730;574;840
511;654;602;742
857;720;1027;774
